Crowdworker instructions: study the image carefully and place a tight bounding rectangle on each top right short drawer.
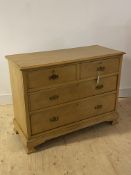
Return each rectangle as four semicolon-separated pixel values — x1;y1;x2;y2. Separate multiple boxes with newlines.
80;57;120;79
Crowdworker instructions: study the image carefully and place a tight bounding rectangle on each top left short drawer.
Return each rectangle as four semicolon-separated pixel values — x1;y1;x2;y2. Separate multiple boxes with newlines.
27;64;77;90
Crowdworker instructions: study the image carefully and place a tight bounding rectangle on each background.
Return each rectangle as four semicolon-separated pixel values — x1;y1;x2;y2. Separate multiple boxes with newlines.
0;0;131;104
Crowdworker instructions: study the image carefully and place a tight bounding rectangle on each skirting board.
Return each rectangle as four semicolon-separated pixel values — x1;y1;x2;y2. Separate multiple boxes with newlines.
0;88;131;105
119;88;131;97
0;93;12;105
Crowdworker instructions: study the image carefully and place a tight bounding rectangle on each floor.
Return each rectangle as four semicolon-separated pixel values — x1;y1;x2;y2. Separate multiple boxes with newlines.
0;98;131;175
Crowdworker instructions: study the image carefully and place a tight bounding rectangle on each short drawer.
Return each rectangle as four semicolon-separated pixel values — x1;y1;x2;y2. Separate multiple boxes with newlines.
80;57;120;79
31;93;116;135
27;64;77;89
29;76;117;111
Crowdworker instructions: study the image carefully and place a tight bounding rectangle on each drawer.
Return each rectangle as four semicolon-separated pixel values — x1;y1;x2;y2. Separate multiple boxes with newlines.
31;93;116;135
27;64;77;89
80;57;120;79
29;76;117;111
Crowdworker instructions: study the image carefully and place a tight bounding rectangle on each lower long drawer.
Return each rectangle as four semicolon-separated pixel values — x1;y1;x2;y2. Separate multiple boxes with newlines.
31;93;116;135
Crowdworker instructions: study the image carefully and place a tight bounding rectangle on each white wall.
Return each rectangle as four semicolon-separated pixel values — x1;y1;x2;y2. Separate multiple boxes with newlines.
0;0;131;104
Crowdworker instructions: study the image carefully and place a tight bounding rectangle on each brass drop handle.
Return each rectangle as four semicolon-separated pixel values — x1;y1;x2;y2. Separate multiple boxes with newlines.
96;75;100;85
96;84;104;90
49;116;59;122
95;105;103;110
49;95;59;100
97;66;105;72
49;74;59;80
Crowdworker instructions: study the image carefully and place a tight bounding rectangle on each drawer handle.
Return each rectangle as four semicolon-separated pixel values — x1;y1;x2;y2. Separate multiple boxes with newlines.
97;66;105;71
49;74;59;80
96;84;104;90
95;105;103;110
49;95;59;100
49;116;59;122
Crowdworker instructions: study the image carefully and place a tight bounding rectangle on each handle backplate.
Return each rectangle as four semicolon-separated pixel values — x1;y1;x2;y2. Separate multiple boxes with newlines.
49;116;59;122
96;84;104;90
49;95;59;100
97;66;105;72
95;104;103;110
49;74;59;80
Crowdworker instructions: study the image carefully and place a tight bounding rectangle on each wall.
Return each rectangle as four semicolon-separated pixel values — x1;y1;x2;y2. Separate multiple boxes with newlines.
0;0;131;104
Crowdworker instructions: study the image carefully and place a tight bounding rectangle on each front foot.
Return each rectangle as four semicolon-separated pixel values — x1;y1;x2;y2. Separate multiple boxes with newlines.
14;127;19;134
111;119;119;125
26;146;36;154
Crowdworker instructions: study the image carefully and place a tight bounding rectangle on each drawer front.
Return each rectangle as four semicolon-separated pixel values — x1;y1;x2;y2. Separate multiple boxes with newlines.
31;93;116;135
80;57;120;79
27;64;77;89
29;76;117;111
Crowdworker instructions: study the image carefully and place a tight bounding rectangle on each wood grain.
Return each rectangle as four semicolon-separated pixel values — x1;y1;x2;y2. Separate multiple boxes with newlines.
8;61;29;137
6;45;125;69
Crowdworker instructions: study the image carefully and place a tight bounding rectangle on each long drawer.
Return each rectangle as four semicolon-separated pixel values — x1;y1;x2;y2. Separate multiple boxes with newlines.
29;76;117;111
31;93;116;135
80;57;120;79
27;64;77;89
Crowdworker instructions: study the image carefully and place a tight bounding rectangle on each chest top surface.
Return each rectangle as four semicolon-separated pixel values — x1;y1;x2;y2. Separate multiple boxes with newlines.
6;45;125;70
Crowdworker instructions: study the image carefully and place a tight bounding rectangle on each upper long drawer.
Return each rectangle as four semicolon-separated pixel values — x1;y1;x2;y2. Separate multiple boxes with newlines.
80;57;120;79
29;76;117;111
27;64;77;89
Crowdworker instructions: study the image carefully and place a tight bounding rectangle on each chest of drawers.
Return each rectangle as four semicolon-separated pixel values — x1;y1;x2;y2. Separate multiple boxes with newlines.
6;45;125;153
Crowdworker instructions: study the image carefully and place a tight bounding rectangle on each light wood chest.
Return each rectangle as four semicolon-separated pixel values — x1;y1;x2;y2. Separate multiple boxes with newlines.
6;45;125;153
